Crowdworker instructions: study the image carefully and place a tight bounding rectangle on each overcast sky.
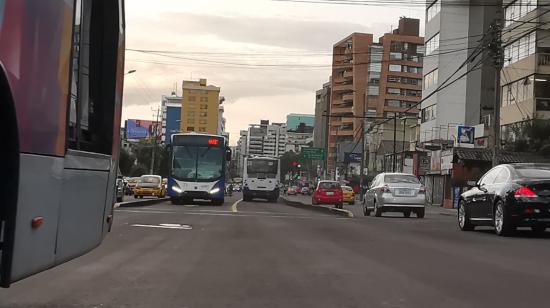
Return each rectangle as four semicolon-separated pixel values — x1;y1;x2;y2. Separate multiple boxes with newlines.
122;0;424;145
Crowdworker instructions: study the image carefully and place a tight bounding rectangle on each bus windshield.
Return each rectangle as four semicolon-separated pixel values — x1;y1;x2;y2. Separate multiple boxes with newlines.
247;160;278;179
172;145;223;182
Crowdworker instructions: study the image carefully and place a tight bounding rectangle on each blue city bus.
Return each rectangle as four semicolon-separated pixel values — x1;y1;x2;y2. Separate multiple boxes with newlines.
168;133;231;205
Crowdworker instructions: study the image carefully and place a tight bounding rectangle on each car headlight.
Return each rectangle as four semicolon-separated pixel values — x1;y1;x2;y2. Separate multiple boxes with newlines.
210;187;220;195
172;185;183;193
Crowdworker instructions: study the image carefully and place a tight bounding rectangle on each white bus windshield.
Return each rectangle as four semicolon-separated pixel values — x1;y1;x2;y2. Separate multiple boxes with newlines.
172;145;223;182
247;160;278;179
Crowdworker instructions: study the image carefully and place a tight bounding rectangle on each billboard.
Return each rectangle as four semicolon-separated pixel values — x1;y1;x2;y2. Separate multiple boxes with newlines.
456;126;475;147
125;119;161;140
344;152;362;163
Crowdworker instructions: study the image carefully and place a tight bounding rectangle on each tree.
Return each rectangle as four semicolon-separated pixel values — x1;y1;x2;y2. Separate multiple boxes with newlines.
503;119;550;156
119;148;135;176
133;140;170;176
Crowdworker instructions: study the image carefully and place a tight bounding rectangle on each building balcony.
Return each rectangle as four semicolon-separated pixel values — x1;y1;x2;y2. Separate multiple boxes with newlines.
342;93;354;102
332;83;354;92
331;106;353;115
342;117;354;124
343;70;353;79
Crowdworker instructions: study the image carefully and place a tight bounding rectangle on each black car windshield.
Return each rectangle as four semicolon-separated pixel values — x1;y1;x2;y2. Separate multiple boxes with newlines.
515;166;550;179
172;145;223;182
318;182;340;189
247;159;278;179
385;174;420;184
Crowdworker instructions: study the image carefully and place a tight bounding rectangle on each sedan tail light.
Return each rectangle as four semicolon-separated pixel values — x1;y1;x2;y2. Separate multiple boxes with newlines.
381;185;391;193
419;186;426;194
514;186;538;198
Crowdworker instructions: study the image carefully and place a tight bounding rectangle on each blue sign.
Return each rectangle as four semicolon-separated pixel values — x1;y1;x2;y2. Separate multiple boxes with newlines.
457;126;475;144
344;152;362;164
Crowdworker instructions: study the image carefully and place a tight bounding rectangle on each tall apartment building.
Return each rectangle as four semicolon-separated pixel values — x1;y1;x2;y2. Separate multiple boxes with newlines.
314;79;331;154
235;130;248;176
180;78;220;134
328;33;371;172
500;0;550;141
420;0;498;144
161;93;182;144
328;18;424;174
244;120;287;158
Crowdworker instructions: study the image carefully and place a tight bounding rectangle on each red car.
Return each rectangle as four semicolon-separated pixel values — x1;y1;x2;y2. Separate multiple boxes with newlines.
312;181;344;209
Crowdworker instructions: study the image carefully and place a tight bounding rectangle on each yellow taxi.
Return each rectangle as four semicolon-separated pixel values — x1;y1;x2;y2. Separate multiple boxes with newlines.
133;175;166;198
341;185;355;205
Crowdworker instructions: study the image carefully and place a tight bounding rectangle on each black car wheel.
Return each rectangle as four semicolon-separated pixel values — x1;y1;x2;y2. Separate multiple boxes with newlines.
362;200;371;216
416;208;425;218
458;200;475;231
374;201;382;217
494;200;514;236
403;210;411;218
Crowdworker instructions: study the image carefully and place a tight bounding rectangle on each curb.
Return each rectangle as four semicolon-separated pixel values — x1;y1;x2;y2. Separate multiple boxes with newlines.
426;205;457;217
116;197;170;208
281;197;354;218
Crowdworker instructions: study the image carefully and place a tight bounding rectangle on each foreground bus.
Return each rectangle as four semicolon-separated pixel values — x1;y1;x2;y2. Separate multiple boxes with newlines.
0;0;125;287
167;133;231;205
243;156;281;202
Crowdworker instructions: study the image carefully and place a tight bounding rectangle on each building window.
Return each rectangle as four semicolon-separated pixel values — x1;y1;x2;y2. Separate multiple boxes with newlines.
424;69;438;90
504;31;536;67
198;127;206;132
188;103;196;109
425;33;440;56
387;88;401;95
199;119;207;124
406;66;422;74
385;99;401;107
389;64;402;72
502;76;534;107
200;97;208;102
200;104;208;109
187;118;195;124
427;0;441;22
421;104;437;123
188;96;196;102
187;126;194;131
389;52;402;60
388;76;400;83
368;86;380;96
505;0;537;27
200;112;208;117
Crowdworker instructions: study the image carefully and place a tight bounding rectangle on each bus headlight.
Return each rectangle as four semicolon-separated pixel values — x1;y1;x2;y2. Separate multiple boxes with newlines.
172;185;183;194
209;187;220;195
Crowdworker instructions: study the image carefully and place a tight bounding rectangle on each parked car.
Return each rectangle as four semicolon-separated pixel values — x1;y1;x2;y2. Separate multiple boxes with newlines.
363;173;425;218
115;177;124;202
126;177;139;195
133;175;166;198
287;186;298;195
300;187;311;195
312;181;343;209
458;163;550;236
342;185;355;205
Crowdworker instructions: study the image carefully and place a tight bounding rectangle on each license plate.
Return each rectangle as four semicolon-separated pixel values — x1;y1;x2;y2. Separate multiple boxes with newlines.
396;189;414;196
326;192;334;196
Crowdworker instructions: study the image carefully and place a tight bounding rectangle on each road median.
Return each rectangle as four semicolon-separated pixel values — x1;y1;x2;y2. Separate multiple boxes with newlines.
281;196;354;218
116;197;169;208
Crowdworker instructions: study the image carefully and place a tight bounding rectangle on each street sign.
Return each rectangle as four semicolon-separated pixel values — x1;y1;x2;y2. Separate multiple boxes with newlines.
344;152;362;163
301;147;325;160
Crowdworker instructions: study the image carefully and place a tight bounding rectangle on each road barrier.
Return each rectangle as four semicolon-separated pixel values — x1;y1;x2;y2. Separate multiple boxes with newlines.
281;197;354;218
115;197;169;208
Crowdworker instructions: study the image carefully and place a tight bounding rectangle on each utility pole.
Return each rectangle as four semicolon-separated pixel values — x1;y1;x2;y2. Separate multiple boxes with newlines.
393;115;397;172
150;107;161;174
359;121;365;201
489;21;503;167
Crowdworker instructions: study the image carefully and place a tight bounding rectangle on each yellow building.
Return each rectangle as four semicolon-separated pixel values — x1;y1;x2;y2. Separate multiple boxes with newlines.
180;79;220;134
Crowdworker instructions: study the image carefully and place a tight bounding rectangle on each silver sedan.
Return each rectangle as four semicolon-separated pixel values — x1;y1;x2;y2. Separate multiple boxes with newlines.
363;173;426;218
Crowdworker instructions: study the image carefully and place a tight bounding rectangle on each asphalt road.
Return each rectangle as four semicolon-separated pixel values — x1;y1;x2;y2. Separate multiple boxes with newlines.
2;193;550;308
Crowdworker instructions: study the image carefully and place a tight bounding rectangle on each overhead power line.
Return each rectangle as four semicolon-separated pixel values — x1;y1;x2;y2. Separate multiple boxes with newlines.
273;0;548;7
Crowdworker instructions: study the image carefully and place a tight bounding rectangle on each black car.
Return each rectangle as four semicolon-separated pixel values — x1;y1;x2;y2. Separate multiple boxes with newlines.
458;163;550;236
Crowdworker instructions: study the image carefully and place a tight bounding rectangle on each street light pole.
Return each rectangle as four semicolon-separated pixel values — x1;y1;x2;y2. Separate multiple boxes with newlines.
149;107;161;174
393;115;397;172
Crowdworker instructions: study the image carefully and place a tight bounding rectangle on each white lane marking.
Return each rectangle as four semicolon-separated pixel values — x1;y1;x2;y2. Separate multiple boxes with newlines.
123;210;346;220
231;199;243;213
132;223;192;230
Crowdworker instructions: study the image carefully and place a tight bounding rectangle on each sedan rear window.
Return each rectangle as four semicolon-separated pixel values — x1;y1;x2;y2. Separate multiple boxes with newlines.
318;182;340;189
384;174;420;184
515;166;550;179
139;176;160;184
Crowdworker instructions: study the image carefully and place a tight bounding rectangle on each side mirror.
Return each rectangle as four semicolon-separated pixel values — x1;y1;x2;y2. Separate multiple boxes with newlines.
226;148;232;161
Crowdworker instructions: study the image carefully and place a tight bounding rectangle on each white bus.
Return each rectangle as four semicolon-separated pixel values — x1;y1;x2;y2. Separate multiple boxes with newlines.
243;156;281;202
